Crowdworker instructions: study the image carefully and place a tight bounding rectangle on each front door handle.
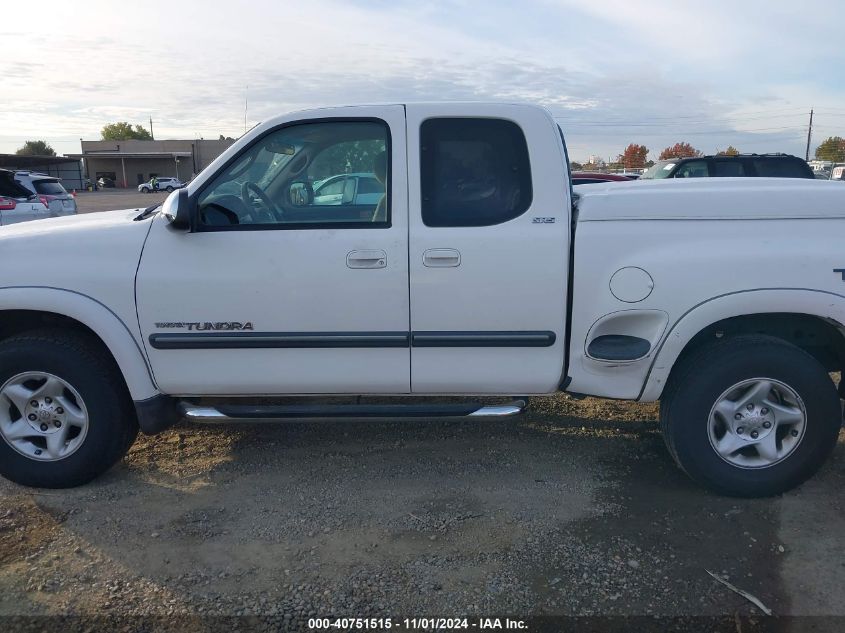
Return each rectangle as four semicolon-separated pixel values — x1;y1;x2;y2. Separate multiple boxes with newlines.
423;248;461;268
347;249;386;269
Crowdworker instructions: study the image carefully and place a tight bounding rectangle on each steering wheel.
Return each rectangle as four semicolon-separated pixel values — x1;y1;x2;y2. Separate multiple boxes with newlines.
242;181;284;222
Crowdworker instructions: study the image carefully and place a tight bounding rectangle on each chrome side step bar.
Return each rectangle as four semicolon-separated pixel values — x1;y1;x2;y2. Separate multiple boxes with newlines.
179;399;527;423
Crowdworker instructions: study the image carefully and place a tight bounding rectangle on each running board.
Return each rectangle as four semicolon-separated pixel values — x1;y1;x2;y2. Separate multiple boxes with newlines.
179;400;527;423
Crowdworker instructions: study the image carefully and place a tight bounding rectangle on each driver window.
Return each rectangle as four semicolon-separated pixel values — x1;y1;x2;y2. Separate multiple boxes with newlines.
197;120;390;229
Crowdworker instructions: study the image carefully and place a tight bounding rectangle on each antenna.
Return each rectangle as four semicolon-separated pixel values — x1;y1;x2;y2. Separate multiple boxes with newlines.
804;108;814;161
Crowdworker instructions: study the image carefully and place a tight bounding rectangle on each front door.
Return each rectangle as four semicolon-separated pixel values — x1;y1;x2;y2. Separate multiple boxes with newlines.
136;106;410;395
406;104;570;394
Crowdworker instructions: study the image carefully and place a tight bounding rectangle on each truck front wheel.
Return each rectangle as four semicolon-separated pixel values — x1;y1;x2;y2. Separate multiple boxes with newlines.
0;331;138;488
660;335;841;497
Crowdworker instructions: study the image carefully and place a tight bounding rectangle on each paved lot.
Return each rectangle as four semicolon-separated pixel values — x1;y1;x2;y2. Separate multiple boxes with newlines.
0;394;842;631
75;189;169;214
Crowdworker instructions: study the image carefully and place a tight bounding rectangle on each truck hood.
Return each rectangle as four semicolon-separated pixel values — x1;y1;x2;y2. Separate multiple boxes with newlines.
0;208;154;302
0;208;146;239
575;178;845;222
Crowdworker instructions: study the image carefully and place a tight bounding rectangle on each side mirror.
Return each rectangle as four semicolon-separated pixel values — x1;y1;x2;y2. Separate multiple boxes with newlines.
162;188;192;229
288;182;313;207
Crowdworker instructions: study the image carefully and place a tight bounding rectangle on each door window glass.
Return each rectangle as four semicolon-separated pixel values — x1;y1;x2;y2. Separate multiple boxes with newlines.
673;161;709;178
712;160;746;177
420;118;532;227
198;120;390;228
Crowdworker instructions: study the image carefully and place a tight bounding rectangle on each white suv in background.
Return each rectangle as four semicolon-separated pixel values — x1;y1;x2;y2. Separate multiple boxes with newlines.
138;177;185;193
0;169;51;225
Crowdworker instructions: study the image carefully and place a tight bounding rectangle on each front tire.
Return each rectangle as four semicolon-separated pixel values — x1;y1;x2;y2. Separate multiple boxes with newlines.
140;187;149;193
660;335;841;497
0;331;138;488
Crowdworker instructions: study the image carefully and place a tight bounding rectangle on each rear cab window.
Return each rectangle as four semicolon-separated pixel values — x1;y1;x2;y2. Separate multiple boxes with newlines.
420;118;532;227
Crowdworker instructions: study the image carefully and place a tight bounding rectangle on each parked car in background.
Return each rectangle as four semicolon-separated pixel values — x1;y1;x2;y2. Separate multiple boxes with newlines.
14;171;77;215
139;177;185;193
640;154;814;180
571;171;637;185
312;173;384;205
0;170;51;225
832;165;845;181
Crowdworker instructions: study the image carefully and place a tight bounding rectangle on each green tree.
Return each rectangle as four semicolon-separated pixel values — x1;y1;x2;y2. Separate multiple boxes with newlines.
218;135;236;141
815;136;845;162
309;140;384;179
717;145;740;156
569;161;583;171
101;122;153;141
16;140;56;156
620;143;649;169
659;142;702;160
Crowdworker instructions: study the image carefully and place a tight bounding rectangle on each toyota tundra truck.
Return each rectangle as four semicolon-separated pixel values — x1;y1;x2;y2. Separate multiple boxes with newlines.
0;103;843;497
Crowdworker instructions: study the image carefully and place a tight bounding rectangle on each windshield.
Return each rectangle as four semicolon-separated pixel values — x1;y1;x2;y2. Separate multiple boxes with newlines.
640;161;676;179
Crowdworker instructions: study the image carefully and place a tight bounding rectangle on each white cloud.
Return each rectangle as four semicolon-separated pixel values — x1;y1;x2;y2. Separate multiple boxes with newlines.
0;0;842;160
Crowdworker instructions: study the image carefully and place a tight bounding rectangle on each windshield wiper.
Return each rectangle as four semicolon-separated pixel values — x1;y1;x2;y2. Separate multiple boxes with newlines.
134;203;161;221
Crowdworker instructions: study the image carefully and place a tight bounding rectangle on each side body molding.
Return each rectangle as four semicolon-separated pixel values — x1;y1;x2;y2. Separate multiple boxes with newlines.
0;286;159;401
638;288;845;402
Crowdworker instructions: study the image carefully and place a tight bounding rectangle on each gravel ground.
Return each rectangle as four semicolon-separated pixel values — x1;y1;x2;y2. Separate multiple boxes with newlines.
74;189;168;214
0;394;842;632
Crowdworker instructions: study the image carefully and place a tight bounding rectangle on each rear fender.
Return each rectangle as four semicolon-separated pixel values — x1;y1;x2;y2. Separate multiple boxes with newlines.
638;288;845;401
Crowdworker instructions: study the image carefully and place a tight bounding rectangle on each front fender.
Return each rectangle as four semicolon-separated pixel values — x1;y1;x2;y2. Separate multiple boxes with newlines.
638;288;845;401
0;286;159;401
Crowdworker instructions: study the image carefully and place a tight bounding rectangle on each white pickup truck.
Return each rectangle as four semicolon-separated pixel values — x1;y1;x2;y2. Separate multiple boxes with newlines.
0;103;843;497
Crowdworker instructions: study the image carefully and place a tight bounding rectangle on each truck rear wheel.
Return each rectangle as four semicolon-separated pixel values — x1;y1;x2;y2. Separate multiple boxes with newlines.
0;331;138;488
660;335;841;497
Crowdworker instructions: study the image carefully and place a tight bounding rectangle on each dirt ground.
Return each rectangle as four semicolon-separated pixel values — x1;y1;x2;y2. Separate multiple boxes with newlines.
74;189;169;214
0;394;842;632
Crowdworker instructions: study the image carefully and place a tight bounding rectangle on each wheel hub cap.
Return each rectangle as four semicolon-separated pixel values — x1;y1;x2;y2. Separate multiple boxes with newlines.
0;372;89;462
708;378;806;469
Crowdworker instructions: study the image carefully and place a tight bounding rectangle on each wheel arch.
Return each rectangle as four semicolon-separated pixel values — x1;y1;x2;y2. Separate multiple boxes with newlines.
0;288;159;401
639;288;845;401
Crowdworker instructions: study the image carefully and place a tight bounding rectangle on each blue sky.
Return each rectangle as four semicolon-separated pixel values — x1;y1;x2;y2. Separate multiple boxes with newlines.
1;0;844;162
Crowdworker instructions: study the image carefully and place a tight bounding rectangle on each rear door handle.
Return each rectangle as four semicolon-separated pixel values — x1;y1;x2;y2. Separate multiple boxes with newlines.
423;248;461;267
347;249;386;269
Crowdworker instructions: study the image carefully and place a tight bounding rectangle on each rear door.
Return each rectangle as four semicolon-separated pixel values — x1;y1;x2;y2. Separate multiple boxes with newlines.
406;104;570;394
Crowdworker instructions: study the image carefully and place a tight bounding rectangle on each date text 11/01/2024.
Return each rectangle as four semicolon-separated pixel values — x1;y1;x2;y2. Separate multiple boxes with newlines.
307;618;527;629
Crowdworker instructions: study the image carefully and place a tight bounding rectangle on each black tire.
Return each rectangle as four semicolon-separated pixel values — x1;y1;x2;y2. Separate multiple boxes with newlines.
0;330;138;488
660;335;841;497
141;188;149;194
165;186;174;192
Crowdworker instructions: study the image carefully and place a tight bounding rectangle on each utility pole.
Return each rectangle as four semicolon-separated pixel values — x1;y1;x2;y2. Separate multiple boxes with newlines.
149;116;154;141
805;108;814;161
244;86;249;134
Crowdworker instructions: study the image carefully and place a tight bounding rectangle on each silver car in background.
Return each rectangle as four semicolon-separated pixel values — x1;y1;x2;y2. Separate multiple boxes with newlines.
14;171;77;216
0;169;51;225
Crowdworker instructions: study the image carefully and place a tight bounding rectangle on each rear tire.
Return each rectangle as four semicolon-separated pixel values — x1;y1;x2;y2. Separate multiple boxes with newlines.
165;186;174;192
660;335;841;497
0;331;138;488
